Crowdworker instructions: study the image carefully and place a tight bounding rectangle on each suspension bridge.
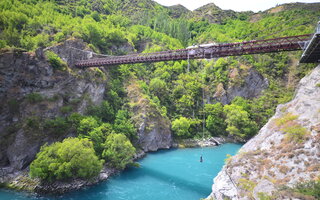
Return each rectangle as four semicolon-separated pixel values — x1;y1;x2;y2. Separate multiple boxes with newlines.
75;22;320;68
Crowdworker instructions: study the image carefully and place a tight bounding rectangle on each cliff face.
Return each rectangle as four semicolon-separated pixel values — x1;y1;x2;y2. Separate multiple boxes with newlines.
211;69;269;105
126;80;172;152
208;65;320;199
0;39;173;185
0;40;107;174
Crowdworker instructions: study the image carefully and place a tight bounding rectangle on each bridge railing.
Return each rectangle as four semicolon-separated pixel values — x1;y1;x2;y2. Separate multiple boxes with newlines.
75;34;312;68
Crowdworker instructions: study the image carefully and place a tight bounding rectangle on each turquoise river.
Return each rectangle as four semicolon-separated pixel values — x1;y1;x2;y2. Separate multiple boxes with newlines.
0;143;242;200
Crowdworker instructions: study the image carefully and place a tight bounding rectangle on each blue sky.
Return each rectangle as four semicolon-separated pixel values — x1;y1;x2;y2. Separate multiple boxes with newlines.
153;0;319;12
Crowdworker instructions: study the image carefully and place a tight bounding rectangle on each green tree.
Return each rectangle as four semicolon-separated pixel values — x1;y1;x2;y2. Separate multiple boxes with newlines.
171;117;191;138
113;110;136;140
231;96;250;112
149;77;167;98
213;58;229;84
223;104;258;140
173;73;203;117
44;117;70;135
87;101;115;122
205;103;227;136
77;116;99;135
30;138;103;181
102;133;135;170
91;11;101;22
67;112;84;129
85;123;114;156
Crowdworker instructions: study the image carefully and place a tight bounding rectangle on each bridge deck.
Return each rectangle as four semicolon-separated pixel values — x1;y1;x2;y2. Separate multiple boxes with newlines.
75;34;313;68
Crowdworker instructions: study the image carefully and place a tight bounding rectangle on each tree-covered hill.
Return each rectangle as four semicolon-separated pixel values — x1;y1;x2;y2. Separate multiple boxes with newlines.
167;4;190;19
0;0;319;146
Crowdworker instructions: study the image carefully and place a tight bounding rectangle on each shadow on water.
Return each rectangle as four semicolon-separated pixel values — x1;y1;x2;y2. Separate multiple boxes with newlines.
147;148;179;155
140;166;211;195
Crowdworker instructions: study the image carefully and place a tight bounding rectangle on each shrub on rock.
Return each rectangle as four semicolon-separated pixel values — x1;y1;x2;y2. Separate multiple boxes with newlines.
102;133;135;170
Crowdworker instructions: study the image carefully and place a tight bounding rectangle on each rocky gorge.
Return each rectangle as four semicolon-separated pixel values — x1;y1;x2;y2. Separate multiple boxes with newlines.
0;39;173;193
0;39;270;194
1;37;318;198
1;1;319;198
207;65;320;199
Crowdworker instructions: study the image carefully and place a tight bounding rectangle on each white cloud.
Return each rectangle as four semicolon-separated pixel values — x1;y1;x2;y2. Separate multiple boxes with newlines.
153;0;319;12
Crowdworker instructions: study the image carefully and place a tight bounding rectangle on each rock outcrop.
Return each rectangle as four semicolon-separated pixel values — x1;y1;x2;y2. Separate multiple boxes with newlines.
0;39;173;191
167;4;191;18
192;3;237;24
126;79;172;152
34;167;117;194
0;39;107;173
207;65;320;199
212;68;269;104
192;3;253;24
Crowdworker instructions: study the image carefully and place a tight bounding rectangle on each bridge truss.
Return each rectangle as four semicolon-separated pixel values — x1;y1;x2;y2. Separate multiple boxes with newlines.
75;34;313;68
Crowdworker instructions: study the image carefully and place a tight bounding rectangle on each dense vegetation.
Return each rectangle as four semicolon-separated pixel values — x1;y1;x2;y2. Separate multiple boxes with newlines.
30;138;103;181
102;133;136;170
1;0;319;180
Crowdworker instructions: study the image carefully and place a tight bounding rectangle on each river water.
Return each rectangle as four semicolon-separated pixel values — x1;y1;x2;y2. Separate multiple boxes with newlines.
0;143;242;200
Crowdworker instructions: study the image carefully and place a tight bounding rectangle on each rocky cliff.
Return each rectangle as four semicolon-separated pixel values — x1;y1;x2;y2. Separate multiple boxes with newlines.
207;65;320;199
0;39;107;176
211;68;269;105
0;39;172;186
126;79;172;152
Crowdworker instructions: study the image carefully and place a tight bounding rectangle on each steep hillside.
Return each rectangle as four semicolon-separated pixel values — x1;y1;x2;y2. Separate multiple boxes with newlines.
115;0;165;22
266;2;320;14
208;65;320;199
